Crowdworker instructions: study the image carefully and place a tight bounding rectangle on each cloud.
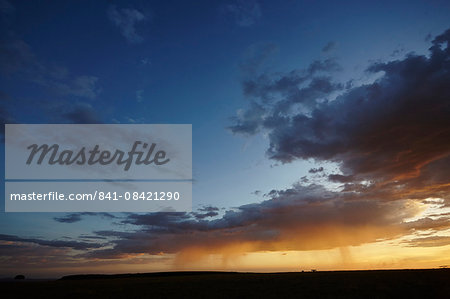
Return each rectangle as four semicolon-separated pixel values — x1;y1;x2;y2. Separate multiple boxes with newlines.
81;183;431;261
322;41;337;53
54;212;118;223
0;1;101;128
47;75;99;99
230;57;343;135
252;190;262;196
223;0;261;27
192;206;220;219
239;58;342;103
0;39;100;99
239;43;278;75
403;236;450;247
0;4;102;126
307;58;342;74
0;234;104;250
309;167;324;174
107;5;146;43
229;28;450;205
0;239;155;276
4;180;448;265
133;28;447;262
198;206;220;213
328;174;354;183
54;214;82;223
0;39;35;75
136;89;144;102
405;217;450;232
229;102;266;135
61;103;102;124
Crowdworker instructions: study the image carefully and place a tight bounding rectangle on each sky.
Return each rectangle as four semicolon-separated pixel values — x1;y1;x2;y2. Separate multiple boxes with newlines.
1;0;450;278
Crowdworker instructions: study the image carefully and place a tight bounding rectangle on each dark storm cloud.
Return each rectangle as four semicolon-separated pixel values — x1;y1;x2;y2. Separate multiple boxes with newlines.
328;174;354;183
77;175;450;260
80;183;440;259
0;234;104;250
230;29;450;196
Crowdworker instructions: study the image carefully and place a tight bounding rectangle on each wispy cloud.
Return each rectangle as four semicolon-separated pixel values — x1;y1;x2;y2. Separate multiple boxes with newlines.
0;39;100;99
0;0;101;129
107;5;146;44
192;206;220;219
136;89;144;102
239;42;278;75
403;235;450;247
61;103;102;124
223;0;261;27
322;41;337;53
54;212;119;223
0;234;104;250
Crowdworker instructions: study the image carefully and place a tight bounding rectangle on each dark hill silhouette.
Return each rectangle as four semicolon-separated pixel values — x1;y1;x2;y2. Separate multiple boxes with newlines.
2;269;449;298
60;271;239;280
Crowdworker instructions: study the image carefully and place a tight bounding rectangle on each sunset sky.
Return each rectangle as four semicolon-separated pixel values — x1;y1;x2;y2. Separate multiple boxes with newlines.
1;0;450;278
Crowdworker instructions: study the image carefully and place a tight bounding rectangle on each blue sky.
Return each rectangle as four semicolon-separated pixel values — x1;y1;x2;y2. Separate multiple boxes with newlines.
1;0;450;277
